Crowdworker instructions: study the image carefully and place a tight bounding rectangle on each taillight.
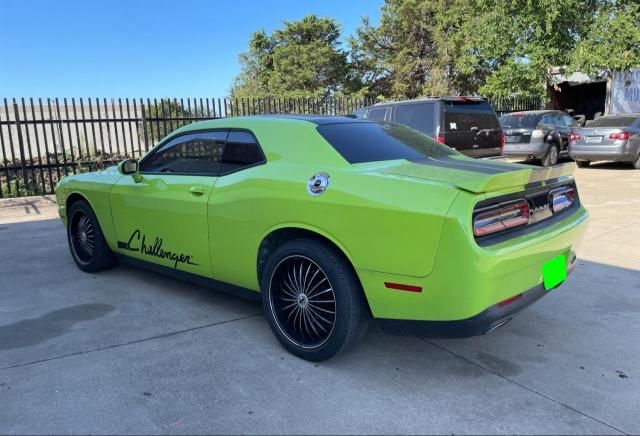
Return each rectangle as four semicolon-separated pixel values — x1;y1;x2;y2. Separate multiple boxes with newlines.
436;136;446;144
473;200;530;237
609;132;630;140
500;131;506;152
569;133;580;141
549;187;575;213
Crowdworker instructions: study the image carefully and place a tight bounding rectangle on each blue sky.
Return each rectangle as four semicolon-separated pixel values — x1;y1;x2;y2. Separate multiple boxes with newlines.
0;0;381;98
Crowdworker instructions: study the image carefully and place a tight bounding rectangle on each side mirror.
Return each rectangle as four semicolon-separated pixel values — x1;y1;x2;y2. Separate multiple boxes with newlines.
117;159;142;182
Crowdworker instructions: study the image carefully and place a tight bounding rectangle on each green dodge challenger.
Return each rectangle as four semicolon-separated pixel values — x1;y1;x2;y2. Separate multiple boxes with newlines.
55;115;588;361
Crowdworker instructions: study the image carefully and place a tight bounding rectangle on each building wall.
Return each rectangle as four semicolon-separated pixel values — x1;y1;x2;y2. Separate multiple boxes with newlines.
612;69;640;114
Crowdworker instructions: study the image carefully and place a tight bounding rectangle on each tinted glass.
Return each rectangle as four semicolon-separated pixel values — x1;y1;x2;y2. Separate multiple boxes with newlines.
562;115;574;127
541;114;555;125
317;122;456;164
443;101;500;131
500;114;543;128
395;103;436;135
587;116;638;128
141;131;227;174
220;131;264;174
367;107;388;121
352;109;367;118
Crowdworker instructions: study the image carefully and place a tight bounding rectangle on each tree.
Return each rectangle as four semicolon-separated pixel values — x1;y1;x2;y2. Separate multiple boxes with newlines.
231;15;351;98
570;1;640;75
349;0;463;99
475;0;602;98
350;0;613;100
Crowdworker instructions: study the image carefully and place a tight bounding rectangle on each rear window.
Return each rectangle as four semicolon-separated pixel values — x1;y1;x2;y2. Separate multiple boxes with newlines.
587;116;638;128
394;103;436;136
500;114;543;128
317;122;456;164
443;101;500;132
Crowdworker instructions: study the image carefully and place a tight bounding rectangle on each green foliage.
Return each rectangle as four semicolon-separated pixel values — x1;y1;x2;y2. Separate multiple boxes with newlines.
570;1;640;74
350;0;608;100
231;2;640;102
231;15;351;98
1;175;45;198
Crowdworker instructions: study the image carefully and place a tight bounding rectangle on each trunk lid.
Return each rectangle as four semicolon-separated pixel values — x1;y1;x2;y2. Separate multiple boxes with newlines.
573;127;625;146
503;128;534;144
368;156;575;194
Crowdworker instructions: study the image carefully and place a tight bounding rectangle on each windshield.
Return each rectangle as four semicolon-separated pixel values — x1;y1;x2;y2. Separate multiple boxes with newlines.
500;114;542;129
317;121;456;164
587;116;638;128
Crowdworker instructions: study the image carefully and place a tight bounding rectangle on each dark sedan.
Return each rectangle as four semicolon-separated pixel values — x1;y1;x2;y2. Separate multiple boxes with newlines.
569;114;640;169
500;110;575;166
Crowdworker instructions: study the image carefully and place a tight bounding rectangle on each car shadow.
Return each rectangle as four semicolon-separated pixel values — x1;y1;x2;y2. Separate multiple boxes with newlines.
581;161;634;170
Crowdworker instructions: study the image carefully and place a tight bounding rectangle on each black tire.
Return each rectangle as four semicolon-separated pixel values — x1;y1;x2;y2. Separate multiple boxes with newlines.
261;238;370;361
67;200;117;273
542;144;559;167
632;154;640;169
575;159;591;168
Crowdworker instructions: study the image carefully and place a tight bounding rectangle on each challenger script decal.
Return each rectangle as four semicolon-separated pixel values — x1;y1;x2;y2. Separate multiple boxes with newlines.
121;230;198;269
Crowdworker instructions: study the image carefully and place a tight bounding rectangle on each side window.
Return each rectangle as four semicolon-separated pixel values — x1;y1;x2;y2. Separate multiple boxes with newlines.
395;103;436;136
562;115;574;127
220;131;265;175
367;107;388;121
352;109;367;118
552;114;565;126
140;131;227;175
541;114;554;126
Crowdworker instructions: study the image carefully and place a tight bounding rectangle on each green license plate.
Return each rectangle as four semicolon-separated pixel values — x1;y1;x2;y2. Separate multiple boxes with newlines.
542;255;567;290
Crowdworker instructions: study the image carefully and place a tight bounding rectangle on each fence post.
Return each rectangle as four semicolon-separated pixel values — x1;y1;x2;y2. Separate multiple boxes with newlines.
141;101;149;151
13;102;29;191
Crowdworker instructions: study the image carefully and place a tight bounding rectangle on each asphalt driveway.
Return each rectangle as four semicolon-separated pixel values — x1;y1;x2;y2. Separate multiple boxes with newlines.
0;162;639;434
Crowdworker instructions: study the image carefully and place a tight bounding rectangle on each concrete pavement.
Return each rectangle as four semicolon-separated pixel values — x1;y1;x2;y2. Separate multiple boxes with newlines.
0;162;638;434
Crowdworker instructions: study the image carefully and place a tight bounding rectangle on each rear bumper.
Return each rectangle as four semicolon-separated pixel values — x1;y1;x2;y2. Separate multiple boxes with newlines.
377;255;576;338
357;191;588;323
501;141;547;159
569;142;640;162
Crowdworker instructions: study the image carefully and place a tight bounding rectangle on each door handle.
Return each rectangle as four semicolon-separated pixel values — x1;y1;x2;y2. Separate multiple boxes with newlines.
189;186;206;195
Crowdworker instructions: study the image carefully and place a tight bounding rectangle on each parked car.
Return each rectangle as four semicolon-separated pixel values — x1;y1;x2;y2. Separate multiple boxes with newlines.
569;113;640;169
353;96;503;158
500;110;575;166
55;115;588;361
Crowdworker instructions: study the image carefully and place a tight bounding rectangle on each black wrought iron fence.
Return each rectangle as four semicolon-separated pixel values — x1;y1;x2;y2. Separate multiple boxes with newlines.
0;95;541;198
0;96;374;198
489;96;544;116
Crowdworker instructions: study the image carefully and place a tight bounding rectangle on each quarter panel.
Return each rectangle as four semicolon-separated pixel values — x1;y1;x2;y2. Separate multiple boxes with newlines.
207;161;459;291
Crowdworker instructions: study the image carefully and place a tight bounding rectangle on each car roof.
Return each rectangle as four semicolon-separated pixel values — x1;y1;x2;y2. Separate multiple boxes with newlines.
181;114;368;130
361;96;490;109
502;110;559;116
255;114;368;125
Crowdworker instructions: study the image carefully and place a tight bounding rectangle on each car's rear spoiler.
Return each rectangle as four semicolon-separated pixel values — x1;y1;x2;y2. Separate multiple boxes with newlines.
454;162;576;194
376;159;576;194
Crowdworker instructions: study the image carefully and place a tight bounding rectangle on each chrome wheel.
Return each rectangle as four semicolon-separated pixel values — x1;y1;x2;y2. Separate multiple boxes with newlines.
70;211;95;264
268;255;336;349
